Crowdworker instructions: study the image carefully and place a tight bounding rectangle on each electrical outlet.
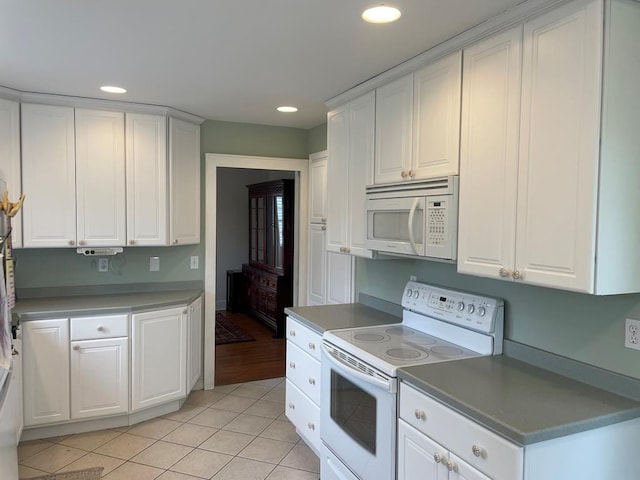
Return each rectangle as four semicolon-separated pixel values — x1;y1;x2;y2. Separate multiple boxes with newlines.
190;256;199;270
625;318;640;350
149;256;160;272
410;275;417;281
98;258;109;273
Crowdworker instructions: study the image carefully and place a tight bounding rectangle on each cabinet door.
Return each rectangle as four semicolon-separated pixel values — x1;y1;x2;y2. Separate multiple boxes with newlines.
515;0;602;292
75;109;126;247
70;337;128;419
169;118;201;245
309;151;327;224
0;99;22;248
187;296;203;392
326;105;349;252
348;91;375;258
131;307;187;411
23;319;70;426
326;251;354;304
308;223;327;305
21;104;77;248
413;51;462;179
125;113;168;246
457;26;522;280
398;420;448;480
449;452;492;480
374;74;413;184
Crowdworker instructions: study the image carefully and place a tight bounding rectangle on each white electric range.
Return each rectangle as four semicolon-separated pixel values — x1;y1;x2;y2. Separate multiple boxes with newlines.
320;281;504;480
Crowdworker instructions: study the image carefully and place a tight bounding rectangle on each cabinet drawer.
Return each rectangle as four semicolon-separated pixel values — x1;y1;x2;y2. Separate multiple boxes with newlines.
70;314;129;340
286;341;321;404
286;317;321;361
400;383;523;480
285;380;320;454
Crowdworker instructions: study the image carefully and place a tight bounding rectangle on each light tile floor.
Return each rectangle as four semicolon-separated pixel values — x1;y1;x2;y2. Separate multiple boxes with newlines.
18;378;320;480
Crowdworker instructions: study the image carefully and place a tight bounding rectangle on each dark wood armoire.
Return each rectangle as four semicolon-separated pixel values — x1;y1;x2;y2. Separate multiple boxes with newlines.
242;179;294;337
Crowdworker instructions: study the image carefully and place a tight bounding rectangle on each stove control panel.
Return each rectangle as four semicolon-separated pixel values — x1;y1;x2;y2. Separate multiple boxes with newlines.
401;281;504;333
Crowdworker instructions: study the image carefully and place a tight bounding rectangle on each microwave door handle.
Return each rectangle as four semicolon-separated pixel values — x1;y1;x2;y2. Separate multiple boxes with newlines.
408;197;420;255
321;344;396;393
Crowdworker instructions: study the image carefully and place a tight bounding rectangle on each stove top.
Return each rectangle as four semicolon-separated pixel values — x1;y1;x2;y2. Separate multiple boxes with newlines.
322;282;504;377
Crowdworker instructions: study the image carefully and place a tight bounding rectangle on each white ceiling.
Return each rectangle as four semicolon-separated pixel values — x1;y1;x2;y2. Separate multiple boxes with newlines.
1;0;524;129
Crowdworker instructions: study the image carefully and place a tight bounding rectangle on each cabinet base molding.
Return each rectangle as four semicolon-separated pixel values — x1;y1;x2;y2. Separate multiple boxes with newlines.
20;399;183;442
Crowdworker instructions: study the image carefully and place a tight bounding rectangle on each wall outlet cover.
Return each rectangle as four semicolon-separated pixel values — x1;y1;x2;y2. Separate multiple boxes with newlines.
190;256;199;270
624;318;640;350
150;256;160;272
98;258;109;273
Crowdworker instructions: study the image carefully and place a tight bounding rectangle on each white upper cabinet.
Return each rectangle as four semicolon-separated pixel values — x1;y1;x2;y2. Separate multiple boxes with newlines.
0;98;22;247
374;74;413;185
412;51;462;179
169;117;201;245
309;151;327;225
75;109;126;247
21;104;77;248
125;113;168;246
326;91;375;258
459;0;640;294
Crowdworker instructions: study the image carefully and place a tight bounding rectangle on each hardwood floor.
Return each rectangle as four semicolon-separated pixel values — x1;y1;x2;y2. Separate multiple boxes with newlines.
215;310;286;386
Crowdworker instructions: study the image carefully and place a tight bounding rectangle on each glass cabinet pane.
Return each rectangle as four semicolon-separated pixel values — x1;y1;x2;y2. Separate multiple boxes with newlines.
274;195;284;269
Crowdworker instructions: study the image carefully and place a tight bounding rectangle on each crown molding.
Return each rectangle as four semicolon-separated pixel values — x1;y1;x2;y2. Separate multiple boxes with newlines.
326;0;570;109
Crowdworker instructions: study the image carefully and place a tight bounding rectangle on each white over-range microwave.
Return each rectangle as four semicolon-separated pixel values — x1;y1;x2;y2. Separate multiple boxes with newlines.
365;175;458;260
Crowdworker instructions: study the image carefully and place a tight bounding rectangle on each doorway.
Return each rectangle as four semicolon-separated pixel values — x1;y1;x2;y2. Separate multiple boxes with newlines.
204;154;309;389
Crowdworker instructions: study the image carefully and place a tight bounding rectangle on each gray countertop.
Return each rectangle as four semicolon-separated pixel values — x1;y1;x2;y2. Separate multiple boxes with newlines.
399;355;640;446
13;289;203;321
285;303;400;335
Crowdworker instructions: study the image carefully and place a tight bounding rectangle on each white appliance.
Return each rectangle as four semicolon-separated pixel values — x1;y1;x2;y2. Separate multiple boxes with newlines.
320;281;504;480
365;176;458;260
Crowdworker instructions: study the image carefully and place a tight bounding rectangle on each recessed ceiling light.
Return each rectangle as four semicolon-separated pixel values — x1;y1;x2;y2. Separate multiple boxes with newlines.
100;85;127;94
362;5;401;23
277;106;298;113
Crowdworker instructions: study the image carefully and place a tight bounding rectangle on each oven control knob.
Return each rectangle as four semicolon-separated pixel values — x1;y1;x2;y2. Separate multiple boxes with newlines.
406;288;413;298
467;304;475;314
477;307;486;317
413;290;419;299
457;301;465;311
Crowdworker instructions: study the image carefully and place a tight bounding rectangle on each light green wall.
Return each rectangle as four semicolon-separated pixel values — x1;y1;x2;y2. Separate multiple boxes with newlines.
308;123;327;154
356;258;640;380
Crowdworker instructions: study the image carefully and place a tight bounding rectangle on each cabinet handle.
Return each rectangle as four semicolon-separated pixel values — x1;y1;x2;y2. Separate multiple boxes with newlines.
308;377;316;385
445;460;454;472
73;345;80;351
401;170;409;179
289;330;296;337
409;169;416;178
129;240;135;245
97;326;104;332
498;267;510;278
79;240;86;246
68;240;75;246
512;269;522;280
321;226;326;231
173;239;179;244
183;309;188;314
289;362;296;369
433;453;443;464
414;409;426;421
307;422;315;431
321;217;327;224
308;342;315;350
288;402;295;410
472;444;483;457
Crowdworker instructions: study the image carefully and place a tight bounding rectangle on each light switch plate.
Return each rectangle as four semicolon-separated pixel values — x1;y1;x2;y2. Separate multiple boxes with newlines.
190;256;199;269
150;256;160;272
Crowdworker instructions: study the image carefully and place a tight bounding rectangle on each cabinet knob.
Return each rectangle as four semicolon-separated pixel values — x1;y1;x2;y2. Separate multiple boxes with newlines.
79;240;86;246
288;402;295;410
401;170;409;179
173;239;179;245
321;217;327;224
97;326;104;332
472;444;483;457
414;409;426;421
445;460;454;472
433;453;443;464
512;269;522;280
68;240;75;246
183;309;188;315
321;226;326;231
73;345;80;351
409;169;416;178
307;422;315;431
498;267;510;278
308;377;316;385
308;342;315;350
289;362;296;369
289;330;296;337
129;240;135;245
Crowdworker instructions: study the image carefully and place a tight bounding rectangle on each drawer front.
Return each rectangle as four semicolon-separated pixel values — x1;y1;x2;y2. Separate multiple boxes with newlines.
286;316;321;361
286;341;321;404
399;383;523;480
286;380;320;453
70;314;129;340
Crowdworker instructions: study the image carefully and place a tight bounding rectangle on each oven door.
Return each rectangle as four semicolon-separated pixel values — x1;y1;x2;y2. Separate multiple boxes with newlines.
321;342;397;480
366;196;426;256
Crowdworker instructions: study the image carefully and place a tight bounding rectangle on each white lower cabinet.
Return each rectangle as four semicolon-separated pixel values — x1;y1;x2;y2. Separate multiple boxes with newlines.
187;295;203;392
70;337;128;419
132;307;187;411
23;319;70;427
285;317;321;454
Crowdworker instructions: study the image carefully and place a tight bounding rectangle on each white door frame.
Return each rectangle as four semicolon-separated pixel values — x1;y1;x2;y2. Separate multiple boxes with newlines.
204;153;309;389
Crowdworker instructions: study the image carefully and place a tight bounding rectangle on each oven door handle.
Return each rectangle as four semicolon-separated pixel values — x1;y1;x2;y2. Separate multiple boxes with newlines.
408;197;420;255
322;344;396;394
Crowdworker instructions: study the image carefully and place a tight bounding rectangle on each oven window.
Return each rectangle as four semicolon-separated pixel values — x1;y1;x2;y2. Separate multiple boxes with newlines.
371;211;423;243
330;370;377;454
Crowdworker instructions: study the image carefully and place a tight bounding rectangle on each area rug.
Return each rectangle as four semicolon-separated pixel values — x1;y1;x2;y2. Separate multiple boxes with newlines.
215;312;255;345
26;467;104;480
